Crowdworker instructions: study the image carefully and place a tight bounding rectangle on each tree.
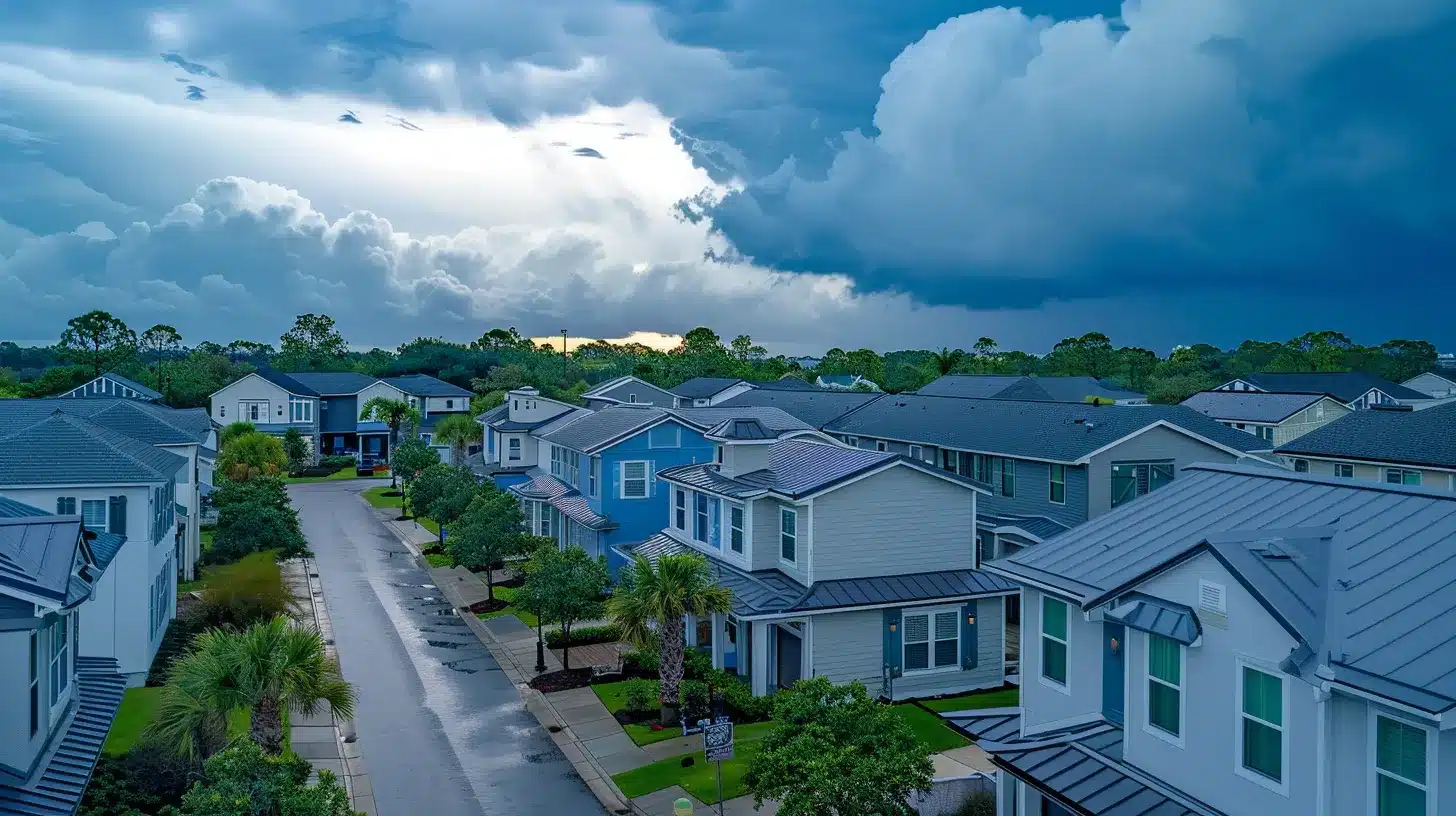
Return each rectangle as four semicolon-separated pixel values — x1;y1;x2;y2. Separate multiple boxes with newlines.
730;334;767;364
172;740;353;816
138;324;183;394
606;553;732;722
278;313;347;370
406;463;477;528
58;310;137;376
431;413;482;465
360;397;421;484
444;485;531;600
211;484;307;563
745;677;933;816
1117;347;1160;392
217;432;290;481
220;421;259;449
390;437;439;494
224;340;275;363
1145;373;1215;405
282;428;310;470
929;348;965;376
520;544;609;670
472;363;531;394
472;327;534;351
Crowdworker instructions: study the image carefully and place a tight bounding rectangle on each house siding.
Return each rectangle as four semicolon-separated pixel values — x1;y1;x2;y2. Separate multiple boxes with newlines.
355;381;409;420
979;460;1089;530
1404;372;1456;399
810;603;1004;700
811;466;976;581
593;381;675;406
1085;425;1243;518
748;497;807;584
1288;456;1456;492
598;420;715;569
211;374;291;425
1021;587;1104;731
1270;398;1350;445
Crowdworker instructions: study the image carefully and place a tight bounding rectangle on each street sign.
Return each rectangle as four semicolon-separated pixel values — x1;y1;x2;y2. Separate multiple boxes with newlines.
703;720;734;762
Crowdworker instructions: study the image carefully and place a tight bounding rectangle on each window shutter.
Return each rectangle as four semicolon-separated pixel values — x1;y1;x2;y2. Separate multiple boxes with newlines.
109;496;127;535
883;609;903;678
961;601;979;669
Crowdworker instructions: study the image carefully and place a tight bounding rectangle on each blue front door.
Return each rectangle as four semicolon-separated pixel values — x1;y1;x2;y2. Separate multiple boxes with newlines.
1102;622;1125;725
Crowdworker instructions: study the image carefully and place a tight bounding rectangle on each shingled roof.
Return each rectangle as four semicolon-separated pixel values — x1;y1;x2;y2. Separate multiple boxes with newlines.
0;398;212;445
1276;400;1456;469
0;412;187;486
1181;391;1329;423
1230;372;1427;403
919;375;1146;403
716;389;881;428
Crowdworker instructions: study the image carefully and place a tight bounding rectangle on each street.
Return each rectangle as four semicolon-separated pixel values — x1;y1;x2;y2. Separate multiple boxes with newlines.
289;480;604;816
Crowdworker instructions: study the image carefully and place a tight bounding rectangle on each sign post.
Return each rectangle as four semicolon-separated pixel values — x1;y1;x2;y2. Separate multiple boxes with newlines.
701;717;734;816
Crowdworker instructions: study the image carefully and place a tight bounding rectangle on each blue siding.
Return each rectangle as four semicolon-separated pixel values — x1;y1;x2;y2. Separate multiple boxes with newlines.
595;419;715;572
319;395;358;433
980;460;1089;529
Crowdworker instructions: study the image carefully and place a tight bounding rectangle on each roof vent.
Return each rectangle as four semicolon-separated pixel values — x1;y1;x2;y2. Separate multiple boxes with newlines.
1336;578;1353;590
1073;418;1086;424
1249;539;1295;560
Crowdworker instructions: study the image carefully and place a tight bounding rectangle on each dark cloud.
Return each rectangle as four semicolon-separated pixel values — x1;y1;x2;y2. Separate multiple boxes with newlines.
161;52;219;78
572;147;605;159
183;85;206;101
338;110;362;124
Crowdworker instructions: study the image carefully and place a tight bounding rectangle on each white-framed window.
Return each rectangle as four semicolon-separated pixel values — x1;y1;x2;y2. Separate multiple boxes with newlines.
445;399;454;409
876;440;888;452
48;617;69;707
715;445;724;465
507;437;521;461
620;461;649;498
1236;662;1287;792
1335;463;1355;478
57;497;76;516
694;492;711;542
674;489;688;530
1256;426;1274;442
1292;459;1309;473
628;393;638;403
1000;458;1016;497
1146;634;1183;743
589;457;600;497
289;397;313;423
241;400;267;422
219;405;226;418
81;500;107;531
1386;468;1422;487
1049;464;1066;504
844;435;859;447
28;631;39;737
902;606;960;673
971;454;992;483
779;508;797;564
540;504;553;537
729;505;745;554
1111;461;1175;507
1372;713;1433;816
1040;596;1068;690
909;444;923;461
940;449;958;474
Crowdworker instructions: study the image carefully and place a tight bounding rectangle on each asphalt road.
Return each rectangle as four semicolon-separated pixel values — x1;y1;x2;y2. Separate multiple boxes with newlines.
289;480;603;816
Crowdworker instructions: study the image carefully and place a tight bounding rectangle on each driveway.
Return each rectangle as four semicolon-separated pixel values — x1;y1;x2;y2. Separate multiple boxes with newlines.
289;480;603;816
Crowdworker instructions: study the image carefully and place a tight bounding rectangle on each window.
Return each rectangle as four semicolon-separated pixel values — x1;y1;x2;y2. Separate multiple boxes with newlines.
715;445;724;465
1292;459;1309;473
628;393;638;403
940;449;958;474
675;489;688;530
1386;468;1422;487
1147;634;1182;739
551;446;581;484
729;505;744;554
57;497;76;516
445;399;454;409
909;445;923;461
220;405;226;418
844;435;859;447
1315;402;1325;418
1111;462;1175;508
694;492;711;542
29;631;39;737
1040;596;1068;687
621;461;649;498
876;440;888;452
1336;463;1355;478
1049;464;1066;504
507;437;521;461
81;499;107;531
1375;715;1430;816
1000;459;1016;497
419;433;433;445
902;608;960;672
971;454;992;483
289;397;313;423
780;508;797;563
1257;426;1274;442
589;457;600;497
540;504;552;537
648;426;681;448
242;400;266;422
1239;666;1285;785
48;618;69;706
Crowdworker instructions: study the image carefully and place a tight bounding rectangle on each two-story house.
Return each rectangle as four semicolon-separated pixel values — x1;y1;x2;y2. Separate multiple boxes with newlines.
0;414;181;685
957;463;1456;816
919;375;1148;405
56;371;165;403
1213;371;1429;410
475;387;592;484
1182;390;1351;446
621;428;1017;700
581;376;678;410
208;369;321;452
0;499;127;816
668;377;822;408
1403;370;1456;399
716;389;881;428
1276;401;1456;490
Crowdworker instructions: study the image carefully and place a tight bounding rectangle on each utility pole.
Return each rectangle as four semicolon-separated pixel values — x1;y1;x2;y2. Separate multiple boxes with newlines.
560;329;568;356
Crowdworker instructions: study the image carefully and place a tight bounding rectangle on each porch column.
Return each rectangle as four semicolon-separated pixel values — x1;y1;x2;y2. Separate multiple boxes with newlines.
685;613;698;649
750;620;770;696
710;613;726;670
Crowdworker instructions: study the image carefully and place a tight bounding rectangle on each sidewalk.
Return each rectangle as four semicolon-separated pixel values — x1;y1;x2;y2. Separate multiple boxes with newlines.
281;558;376;815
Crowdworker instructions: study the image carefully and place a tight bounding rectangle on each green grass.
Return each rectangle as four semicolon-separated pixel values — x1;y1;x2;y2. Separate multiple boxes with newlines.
361;487;441;534
178;550;279;595
283;465;367;484
104;688;271;756
475;584;538;627
612;722;776;803
917;687;1020;714
591;680;683;746
425;553;454;568
891;704;969;753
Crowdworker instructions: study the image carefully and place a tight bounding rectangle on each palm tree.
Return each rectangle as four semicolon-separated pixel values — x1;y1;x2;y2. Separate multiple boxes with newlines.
930;347;965;375
607;553;732;723
360;397;421;486
431;413;482;465
149;617;356;756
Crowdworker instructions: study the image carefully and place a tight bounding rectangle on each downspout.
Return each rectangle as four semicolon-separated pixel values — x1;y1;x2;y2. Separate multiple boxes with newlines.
1315;685;1331;816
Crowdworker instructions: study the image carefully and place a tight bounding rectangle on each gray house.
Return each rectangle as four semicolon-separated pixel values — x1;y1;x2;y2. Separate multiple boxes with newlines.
1213;371;1428;410
0;498;127;816
622;429;1017;701
581;376;679;409
1276;400;1456;490
1181;391;1350;446
919;375;1147;404
824;395;1272;562
957;463;1456;816
1403;371;1456;399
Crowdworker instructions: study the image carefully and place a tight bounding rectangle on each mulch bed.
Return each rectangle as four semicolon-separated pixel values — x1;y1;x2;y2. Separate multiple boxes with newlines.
420;543;445;556
528;668;592;693
467;598;509;614
382;490;403;498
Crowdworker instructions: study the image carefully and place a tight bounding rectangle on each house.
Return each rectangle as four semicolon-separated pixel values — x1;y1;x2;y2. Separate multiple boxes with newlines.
476;387;591;482
208;369;321;453
919;375;1148;405
1402;370;1456;399
1275;401;1456;489
814;374;879;391
1181;391;1350;445
1212;371;1428;410
55;371;163;403
0;413;182;685
717;389;882;428
581;376;678;410
0;399;213;582
0;499;127;816
667;377;821;408
961;463;1456;816
619;431;1018;700
824;395;1273;564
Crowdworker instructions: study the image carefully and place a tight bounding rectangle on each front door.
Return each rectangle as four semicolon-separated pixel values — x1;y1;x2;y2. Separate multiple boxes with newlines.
776;627;802;689
1102;622;1125;725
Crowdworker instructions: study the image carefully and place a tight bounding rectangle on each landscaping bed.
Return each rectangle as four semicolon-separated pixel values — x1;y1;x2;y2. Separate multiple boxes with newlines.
467;598;509;614
611;722;776;803
528;668;593;693
545;624;620;649
473;584;538;626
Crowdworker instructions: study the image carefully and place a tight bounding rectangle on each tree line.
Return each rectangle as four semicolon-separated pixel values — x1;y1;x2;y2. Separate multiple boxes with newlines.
0;310;1440;407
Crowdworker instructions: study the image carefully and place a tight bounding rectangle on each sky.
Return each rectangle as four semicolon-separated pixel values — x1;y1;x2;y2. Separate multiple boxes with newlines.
0;0;1452;356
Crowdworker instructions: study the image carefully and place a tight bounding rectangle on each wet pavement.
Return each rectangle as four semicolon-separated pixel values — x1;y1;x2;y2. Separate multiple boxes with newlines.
289;480;604;816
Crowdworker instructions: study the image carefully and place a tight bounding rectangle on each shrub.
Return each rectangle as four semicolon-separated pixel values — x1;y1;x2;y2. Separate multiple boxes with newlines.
713;671;774;722
80;743;193;816
320;455;355;471
623;645;660;677
545;624;621;649
146;605;209;686
198;553;298;629
217;431;289;481
954;791;997;816
282;427;310;469
289;467;334;478
210;503;307;564
679;679;711;725
683;647;713;680
624;678;660;716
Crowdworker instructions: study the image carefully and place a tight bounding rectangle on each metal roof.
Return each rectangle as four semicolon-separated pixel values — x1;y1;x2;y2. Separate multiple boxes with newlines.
1231;372;1428;403
475;404;508;423
0;399;212;446
705;418;777;440
538;406;667;453
619;534;804;617
749;378;822;392
657;462;767;499
251;368;320;396
978;513;1070;542
993;462;1456;713
87;532;125;574
1105;594;1201;645
734;440;897;497
383;374;473;398
508;473;615;530
669;377;745;399
791;569;1015;612
0;516;87;603
1275;400;1456;469
1181;391;1326;423
0;657;126;816
716;390;881;428
0;413;187;486
826;394;1268;463
284;372;378;394
919;375;1146;403
0;496;50;518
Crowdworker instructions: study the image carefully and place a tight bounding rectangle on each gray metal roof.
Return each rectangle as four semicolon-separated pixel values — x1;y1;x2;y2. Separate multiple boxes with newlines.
1276;399;1456;469
0;413;187;486
792;569;1015;612
919;375;1146;403
669;377;745;399
538;406;667;453
978;513;1070;541
1232;372;1428;403
749;378;822;392
1105;594;1201;645
475;404;508;423
734;440;897;497
251;368;319;396
657;462;766;499
0;515;87;603
0;399;212;446
716;389;881;428
0;657;126;816
826;394;1268;463
1181;391;1326;423
669;406;815;435
620;534;804;617
88;532;125;574
508;473;614;530
383;374;473;398
993;462;1456;713
0;496;50;518
706;418;777;440
284;372;378;394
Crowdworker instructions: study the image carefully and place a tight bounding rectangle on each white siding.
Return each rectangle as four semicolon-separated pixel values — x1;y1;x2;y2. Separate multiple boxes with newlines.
355;381;410;419
1085;425;1243;518
749;497;807;584
1020;587;1103;731
425;396;467;413
211;374;291;424
810;603;1004;700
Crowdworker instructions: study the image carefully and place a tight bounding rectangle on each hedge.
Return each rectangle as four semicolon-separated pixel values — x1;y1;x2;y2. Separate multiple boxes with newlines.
545;624;622;649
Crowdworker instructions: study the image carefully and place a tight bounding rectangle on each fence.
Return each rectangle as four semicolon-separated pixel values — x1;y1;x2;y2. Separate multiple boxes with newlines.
911;772;997;816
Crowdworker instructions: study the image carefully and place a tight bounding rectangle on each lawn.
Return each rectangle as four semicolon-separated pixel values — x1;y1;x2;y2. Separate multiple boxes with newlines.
891;704;970;753
917;687;1020;714
612;722;776;803
475;584;538;627
591;680;688;746
283;465;369;484
361;486;440;534
104;687;252;756
425;553;453;568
